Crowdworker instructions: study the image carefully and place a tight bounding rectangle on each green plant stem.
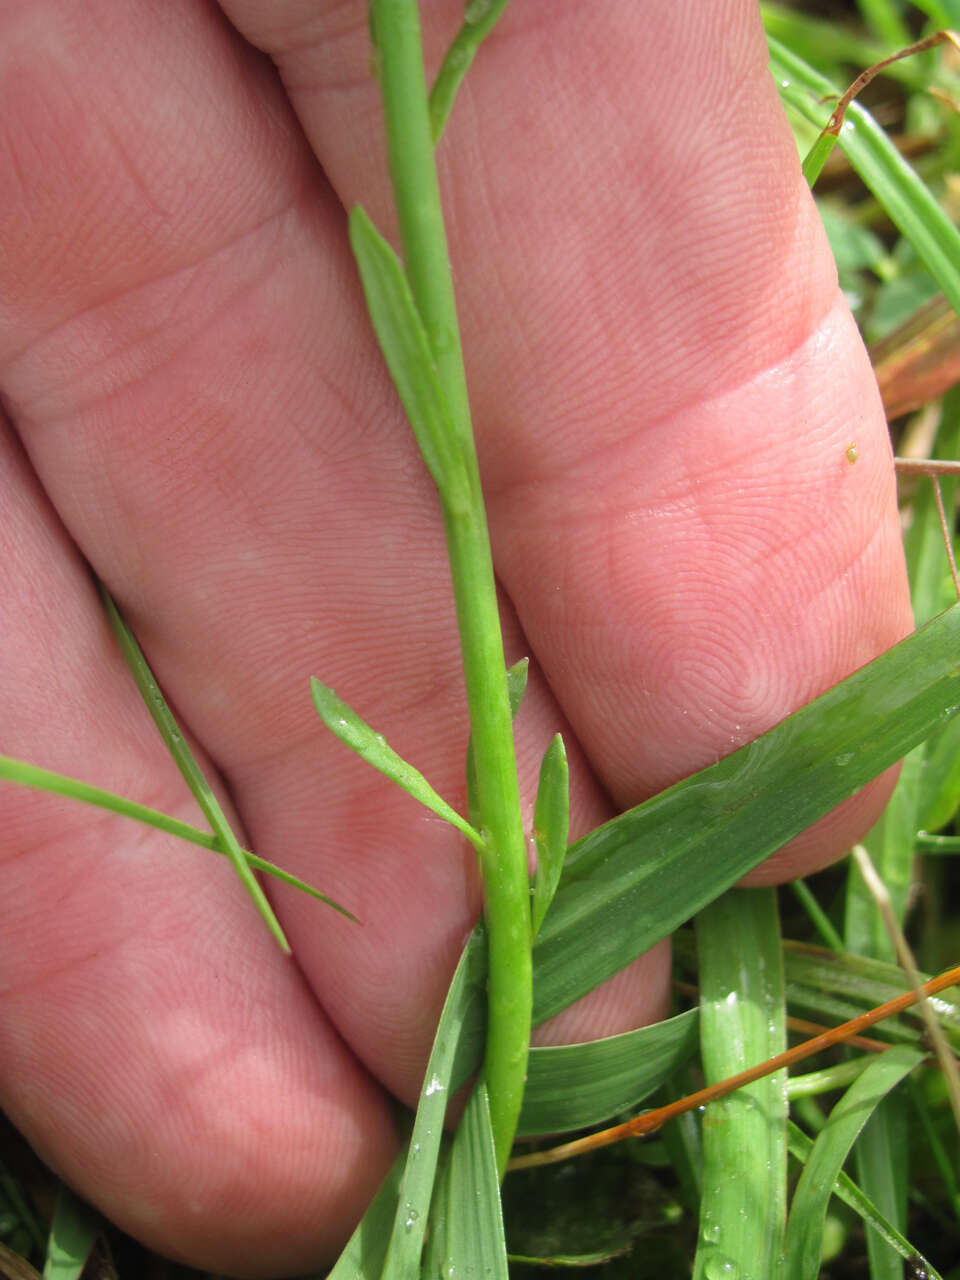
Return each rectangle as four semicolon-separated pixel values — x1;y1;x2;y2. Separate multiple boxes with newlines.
369;0;530;1175
429;0;511;143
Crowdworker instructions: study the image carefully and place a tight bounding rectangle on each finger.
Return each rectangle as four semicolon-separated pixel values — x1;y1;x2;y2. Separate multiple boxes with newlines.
221;0;913;871
0;412;396;1275
0;6;668;1268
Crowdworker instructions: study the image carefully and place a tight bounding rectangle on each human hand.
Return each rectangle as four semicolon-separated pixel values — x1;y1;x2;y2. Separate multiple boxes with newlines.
0;1;912;1275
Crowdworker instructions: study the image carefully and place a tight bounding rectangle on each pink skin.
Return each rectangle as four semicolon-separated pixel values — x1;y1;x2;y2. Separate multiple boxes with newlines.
0;1;911;1275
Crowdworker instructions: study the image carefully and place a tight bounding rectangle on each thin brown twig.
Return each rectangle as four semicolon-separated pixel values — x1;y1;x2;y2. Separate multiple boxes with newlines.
507;964;960;1170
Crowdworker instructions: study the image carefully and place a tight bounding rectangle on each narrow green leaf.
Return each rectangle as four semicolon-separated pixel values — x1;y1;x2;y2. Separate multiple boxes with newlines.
310;677;484;853
769;37;960;316
855;1096;910;1280
781;1046;925;1280
786;1119;944;1279
516;1008;698;1136
100;587;290;952
379;932;488;1280
532;605;960;1025
0;755;357;920
442;1084;509;1280
428;0;511;143
348;205;468;506
693;890;787;1280
42;1186;100;1280
530;734;569;940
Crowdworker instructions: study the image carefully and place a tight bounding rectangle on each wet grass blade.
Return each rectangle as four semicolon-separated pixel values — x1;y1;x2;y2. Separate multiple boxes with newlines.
441;1084;508;1280
379;932;488;1280
693;889;787;1279
517;1009;698;1136
781;1045;926;1280
532;605;960;1024
786;1119;944;1279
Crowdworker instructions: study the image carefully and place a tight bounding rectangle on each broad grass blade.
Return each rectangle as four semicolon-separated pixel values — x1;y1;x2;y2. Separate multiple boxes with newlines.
441;1084;508;1280
310;678;483;852
517;1008;698;1136
532;605;960;1024
693;890;787;1280
781;1045;926;1280
530;734;569;940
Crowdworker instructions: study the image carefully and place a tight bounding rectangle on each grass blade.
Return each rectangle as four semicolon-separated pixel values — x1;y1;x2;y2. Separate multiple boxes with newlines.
310;677;484;853
441;1083;509;1280
693;890;787;1280
786;1120;944;1279
100;587;289;952
0;755;356;920
530;734;569;940
379;931;487;1280
429;0;511;143
781;1045;926;1280
532;604;960;1024
768;36;960;315
348;205;468;505
42;1186;101;1280
517;1008;698;1136
322;1154;404;1280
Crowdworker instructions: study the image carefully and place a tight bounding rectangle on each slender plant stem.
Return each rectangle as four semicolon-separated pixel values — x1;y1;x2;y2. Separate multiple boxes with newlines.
369;0;530;1175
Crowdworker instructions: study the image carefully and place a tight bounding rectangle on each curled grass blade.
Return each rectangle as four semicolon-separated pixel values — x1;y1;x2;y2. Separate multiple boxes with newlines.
516;1008;697;1137
0;755;356;920
533;604;960;1023
693;890;787;1280
786;1119;944;1279
530;734;569;940
310;677;484;853
781;1045;926;1280
100;587;289;952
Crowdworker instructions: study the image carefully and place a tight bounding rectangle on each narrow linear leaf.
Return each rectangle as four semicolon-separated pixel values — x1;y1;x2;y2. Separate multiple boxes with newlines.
769;37;960;315
100;587;289;952
532;605;960;1024
429;0;511;142
530;734;569;940
310;677;484;853
379;931;488;1280
348;205;468;504
786;1120;944;1280
0;755;356;920
694;890;787;1280
517;1007;698;1136
781;1045;926;1280
442;1083;508;1280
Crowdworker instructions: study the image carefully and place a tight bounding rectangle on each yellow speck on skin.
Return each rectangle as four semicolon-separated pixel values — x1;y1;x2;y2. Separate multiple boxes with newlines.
846;443;858;464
